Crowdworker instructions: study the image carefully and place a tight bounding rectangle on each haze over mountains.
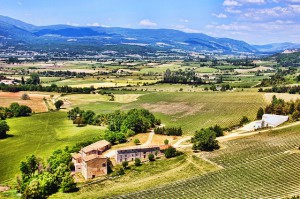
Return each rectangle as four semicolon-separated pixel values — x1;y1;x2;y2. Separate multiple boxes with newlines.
0;15;299;55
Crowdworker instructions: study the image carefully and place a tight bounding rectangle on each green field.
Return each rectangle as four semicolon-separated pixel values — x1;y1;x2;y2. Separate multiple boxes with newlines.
104;123;300;199
69;91;267;134
0;112;105;184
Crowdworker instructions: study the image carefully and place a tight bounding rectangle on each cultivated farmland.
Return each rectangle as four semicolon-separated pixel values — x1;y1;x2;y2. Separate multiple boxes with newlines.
68;91;267;134
0;91;49;113
107;124;300;199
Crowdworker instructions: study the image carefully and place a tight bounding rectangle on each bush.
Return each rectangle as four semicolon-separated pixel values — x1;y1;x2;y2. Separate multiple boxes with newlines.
134;139;140;145
134;158;141;166
240;116;250;126
117;168;125;175
164;139;169;145
164;147;177;158
21;93;30;100
148;154;155;161
122;161;128;169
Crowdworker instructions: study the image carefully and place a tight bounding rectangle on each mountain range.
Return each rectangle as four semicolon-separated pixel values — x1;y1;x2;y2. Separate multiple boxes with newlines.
0;15;299;55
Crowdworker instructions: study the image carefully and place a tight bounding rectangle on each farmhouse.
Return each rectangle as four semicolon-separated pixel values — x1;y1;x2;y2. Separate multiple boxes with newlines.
115;145;161;163
72;140;111;179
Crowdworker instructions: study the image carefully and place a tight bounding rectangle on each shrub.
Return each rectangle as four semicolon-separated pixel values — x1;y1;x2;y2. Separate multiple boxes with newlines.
164;139;169;145
134;138;140;145
164;147;177;158
148;154;155;161
134;158;141;166
240;116;250;126
21;93;30;100
122;161;128;169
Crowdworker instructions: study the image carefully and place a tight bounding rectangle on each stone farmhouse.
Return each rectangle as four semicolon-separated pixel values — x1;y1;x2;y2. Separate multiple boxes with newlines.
72;140;111;179
115;145;168;163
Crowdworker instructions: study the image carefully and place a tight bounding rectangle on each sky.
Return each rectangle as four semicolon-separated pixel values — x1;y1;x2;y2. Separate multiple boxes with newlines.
0;0;300;44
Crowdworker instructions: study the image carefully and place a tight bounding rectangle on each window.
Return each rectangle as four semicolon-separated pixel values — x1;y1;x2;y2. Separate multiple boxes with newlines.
102;163;106;167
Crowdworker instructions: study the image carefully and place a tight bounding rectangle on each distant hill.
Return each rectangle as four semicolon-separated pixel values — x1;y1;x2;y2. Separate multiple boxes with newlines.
267;51;300;67
253;42;300;53
0;15;297;55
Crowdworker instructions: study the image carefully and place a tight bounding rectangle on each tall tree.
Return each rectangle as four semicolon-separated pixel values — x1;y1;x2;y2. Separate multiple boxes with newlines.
0;120;9;139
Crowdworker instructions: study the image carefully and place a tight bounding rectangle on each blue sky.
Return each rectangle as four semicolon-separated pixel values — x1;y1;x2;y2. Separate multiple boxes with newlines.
0;0;300;44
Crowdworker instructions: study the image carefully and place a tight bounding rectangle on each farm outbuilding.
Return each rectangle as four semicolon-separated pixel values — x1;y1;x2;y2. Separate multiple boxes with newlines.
241;114;289;131
261;114;289;128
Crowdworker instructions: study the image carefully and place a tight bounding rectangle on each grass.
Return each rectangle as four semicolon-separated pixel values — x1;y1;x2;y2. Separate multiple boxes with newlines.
0;112;105;185
102;123;300;199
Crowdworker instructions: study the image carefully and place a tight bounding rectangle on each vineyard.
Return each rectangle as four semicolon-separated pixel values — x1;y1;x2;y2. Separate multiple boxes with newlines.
70;91;266;134
111;124;300;199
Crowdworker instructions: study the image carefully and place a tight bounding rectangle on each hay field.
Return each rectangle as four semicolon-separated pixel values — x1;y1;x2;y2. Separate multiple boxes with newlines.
0;92;49;113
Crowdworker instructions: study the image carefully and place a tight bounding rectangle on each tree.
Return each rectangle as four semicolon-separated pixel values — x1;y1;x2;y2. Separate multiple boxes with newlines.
239;116;250;126
122;161;128;169
26;73;40;85
210;125;223;137
164;147;178;158
60;173;77;193
0;120;9;139
256;107;264;120
192;129;219;151
73;115;85;127
21;76;25;85
23;179;44;199
134;158;141;166
148;154;155;161
54;100;64;110
134;138;140;145
21;93;30;100
164;139;169;145
82;110;95;124
292;110;300;121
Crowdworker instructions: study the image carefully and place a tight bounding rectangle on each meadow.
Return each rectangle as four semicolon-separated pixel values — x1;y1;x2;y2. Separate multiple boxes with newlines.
0;112;105;185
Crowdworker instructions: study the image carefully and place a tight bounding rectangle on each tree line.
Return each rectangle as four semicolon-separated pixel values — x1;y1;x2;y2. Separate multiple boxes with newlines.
264;96;300;121
67;108;160;144
162;69;204;84
0;103;32;139
0;84;95;94
259;85;300;94
154;127;182;136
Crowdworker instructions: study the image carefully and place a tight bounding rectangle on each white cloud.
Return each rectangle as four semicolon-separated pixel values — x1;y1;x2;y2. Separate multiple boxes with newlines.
223;0;242;6
242;0;265;4
179;19;189;23
139;19;157;27
172;25;200;33
66;22;80;26
212;13;228;18
86;23;110;27
206;23;251;31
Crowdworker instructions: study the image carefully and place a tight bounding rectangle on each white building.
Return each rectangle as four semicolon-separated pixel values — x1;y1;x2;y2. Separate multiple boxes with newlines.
241;114;289;131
